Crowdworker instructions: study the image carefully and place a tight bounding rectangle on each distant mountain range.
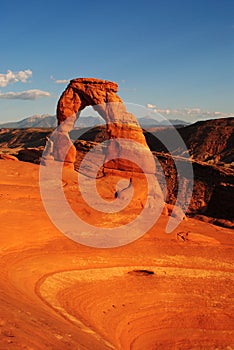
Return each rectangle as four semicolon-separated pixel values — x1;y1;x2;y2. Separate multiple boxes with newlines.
0;114;189;129
0;114;104;129
138;116;190;127
0;114;57;129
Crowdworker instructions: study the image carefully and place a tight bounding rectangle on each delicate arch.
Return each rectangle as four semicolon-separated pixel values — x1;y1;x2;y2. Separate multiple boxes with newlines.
55;78;154;173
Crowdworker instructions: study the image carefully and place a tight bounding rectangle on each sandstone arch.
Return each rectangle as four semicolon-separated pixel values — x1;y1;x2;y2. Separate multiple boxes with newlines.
42;77;169;218
53;78;156;174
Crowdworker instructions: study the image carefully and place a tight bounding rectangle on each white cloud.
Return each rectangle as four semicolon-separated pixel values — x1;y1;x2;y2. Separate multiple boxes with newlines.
0;69;32;87
0;89;51;100
50;75;69;84
55;79;69;84
146;104;234;120
146;103;156;109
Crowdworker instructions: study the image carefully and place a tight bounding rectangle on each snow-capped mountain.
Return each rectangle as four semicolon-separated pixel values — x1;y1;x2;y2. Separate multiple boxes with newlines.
0;114;57;128
0;114;105;129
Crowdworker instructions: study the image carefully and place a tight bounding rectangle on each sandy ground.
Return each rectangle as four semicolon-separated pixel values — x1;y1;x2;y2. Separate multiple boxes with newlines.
0;160;233;350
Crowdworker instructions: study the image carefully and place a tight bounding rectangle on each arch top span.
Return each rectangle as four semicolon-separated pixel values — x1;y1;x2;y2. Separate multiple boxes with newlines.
70;77;119;91
57;77;121;125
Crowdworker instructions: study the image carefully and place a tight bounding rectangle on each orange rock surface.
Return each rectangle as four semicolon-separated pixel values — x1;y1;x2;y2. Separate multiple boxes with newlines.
0;160;233;349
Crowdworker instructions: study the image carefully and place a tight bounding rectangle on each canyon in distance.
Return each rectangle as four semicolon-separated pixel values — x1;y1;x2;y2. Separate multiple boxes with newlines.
0;80;233;349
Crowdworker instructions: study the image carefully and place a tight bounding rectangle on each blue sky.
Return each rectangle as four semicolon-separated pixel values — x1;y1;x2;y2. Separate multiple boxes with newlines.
0;0;233;122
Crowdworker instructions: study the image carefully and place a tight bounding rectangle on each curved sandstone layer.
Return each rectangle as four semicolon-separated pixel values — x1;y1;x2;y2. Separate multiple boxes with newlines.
39;265;233;350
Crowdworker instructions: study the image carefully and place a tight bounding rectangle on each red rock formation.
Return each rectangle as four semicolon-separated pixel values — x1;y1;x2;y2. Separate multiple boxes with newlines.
145;117;234;166
48;78;164;213
55;78;155;174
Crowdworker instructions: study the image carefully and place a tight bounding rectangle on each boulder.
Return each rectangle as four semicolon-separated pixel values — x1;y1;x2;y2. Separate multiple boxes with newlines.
17;148;43;164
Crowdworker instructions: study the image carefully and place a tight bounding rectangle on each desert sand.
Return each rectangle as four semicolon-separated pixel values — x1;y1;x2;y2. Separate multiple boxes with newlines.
0;159;233;350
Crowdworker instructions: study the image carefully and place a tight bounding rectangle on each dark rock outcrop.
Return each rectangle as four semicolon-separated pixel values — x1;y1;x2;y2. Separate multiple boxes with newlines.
17;148;43;164
144;117;234;167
